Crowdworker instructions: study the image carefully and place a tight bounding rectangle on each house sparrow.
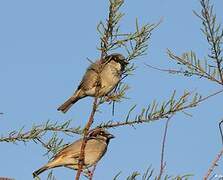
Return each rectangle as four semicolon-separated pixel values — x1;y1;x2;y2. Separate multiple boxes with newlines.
57;53;128;113
33;128;114;178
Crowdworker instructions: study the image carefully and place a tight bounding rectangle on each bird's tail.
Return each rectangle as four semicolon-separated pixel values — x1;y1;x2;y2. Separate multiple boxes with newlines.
33;166;49;178
57;91;83;113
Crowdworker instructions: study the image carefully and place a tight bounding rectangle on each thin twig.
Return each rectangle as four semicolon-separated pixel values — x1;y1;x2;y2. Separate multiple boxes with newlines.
203;148;223;180
195;88;223;104
35;137;51;151
157;115;173;180
145;63;215;81
219;119;223;145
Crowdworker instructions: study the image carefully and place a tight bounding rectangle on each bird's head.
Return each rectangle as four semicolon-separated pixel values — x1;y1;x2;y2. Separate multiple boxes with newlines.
105;53;129;70
88;128;115;143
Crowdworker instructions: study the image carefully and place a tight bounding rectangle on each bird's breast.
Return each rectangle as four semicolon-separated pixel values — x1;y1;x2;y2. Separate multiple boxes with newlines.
99;63;121;95
83;61;122;97
84;139;107;165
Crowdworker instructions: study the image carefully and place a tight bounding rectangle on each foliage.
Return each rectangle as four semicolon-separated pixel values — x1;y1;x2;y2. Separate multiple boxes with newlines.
1;0;223;179
167;0;223;86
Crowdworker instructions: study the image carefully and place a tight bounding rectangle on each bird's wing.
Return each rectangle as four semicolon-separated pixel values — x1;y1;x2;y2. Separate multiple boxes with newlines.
53;139;83;159
53;138;107;159
49;138;108;169
77;61;100;91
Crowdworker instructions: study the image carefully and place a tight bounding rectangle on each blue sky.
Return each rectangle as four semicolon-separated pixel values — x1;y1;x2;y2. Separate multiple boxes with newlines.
0;0;223;179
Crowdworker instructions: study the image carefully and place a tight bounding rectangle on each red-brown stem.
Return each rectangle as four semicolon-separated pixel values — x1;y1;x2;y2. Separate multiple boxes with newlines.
75;3;113;178
203;148;223;180
75;96;99;180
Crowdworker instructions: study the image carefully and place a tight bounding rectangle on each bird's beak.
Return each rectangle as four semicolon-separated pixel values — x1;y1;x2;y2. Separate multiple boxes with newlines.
108;134;115;139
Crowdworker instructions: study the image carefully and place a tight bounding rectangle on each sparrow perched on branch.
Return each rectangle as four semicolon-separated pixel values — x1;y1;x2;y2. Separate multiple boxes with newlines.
33;128;114;178
57;53;128;113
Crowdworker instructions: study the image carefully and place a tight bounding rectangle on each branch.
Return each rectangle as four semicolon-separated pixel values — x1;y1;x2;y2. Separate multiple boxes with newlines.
194;0;223;83
167;50;222;85
99;89;223;129
167;0;223;85
145;63;219;81
0;120;81;143
2;89;222;150
203;148;223;180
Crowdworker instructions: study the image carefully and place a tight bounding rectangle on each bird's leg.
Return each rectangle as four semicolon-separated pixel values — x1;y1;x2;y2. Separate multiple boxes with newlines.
86;169;93;178
82;164;97;180
104;95;110;102
82;169;91;178
89;164;97;180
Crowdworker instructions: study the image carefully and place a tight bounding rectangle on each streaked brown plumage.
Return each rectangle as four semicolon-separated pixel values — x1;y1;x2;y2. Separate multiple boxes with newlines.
33;128;114;178
57;53;128;113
